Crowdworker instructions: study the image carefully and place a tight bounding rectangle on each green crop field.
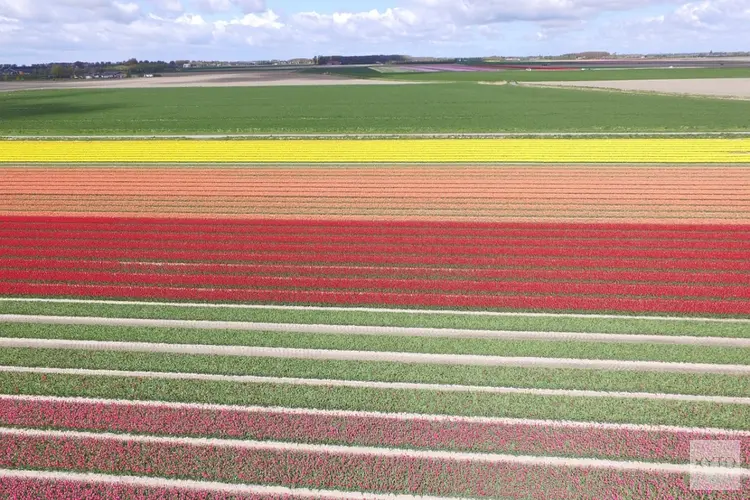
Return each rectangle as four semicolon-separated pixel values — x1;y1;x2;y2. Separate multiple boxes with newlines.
2;82;750;135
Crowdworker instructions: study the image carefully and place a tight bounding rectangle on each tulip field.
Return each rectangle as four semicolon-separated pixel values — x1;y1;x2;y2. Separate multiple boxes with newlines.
1;138;750;163
0;138;749;498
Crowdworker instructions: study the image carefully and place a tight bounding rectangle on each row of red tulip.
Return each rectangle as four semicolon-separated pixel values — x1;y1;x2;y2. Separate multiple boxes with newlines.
5;214;750;234
4;246;746;271
4;228;748;251
6;236;746;260
5;269;749;299
4;257;747;284
1;281;747;314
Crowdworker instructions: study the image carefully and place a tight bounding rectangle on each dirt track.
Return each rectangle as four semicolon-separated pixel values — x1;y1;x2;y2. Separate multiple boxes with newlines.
3;164;749;223
528;78;750;99
0;71;416;92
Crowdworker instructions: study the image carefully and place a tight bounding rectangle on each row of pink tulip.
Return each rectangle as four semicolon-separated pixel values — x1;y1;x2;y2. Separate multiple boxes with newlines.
0;477;329;499
2;398;748;464
2;432;747;498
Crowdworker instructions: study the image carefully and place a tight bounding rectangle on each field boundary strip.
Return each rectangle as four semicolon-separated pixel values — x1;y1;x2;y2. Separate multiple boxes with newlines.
0;468;443;500
4;427;750;476
2;337;749;375
2;298;748;323
2;365;747;404
3;314;747;347
4;394;749;435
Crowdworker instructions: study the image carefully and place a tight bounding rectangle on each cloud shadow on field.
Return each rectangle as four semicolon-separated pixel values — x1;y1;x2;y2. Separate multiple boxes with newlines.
0;91;128;129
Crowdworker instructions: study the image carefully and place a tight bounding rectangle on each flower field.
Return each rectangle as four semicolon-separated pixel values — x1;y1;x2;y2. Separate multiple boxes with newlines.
0;141;748;497
3;164;750;223
1;216;750;315
1;138;750;163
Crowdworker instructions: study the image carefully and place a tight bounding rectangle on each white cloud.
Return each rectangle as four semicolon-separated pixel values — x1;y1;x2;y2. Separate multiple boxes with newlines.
155;0;184;13
0;0;747;63
194;0;265;13
411;0;671;24
601;0;750;52
175;13;207;25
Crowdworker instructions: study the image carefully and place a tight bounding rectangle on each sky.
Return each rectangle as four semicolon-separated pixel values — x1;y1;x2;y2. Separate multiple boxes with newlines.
1;0;749;64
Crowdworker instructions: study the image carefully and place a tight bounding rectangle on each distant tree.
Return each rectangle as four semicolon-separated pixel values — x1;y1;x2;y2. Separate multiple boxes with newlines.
51;64;64;79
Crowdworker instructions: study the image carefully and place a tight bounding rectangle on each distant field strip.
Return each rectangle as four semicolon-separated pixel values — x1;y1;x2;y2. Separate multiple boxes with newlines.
1;139;750;163
3;165;749;222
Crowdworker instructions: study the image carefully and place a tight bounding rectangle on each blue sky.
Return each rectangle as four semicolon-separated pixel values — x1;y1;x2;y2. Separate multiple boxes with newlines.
1;1;748;64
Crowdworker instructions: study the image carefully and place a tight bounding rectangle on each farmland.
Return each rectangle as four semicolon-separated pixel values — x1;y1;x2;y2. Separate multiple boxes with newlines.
1;71;749;497
313;66;750;82
3;83;750;135
2;139;750;163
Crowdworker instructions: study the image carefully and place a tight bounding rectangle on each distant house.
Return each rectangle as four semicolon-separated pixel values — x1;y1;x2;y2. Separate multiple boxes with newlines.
98;71;124;79
183;63;192;69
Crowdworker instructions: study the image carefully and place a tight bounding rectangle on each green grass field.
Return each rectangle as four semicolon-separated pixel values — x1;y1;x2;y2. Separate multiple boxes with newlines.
2;82;750;135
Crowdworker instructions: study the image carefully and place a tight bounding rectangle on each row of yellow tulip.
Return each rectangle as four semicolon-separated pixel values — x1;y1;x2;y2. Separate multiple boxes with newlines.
1;139;749;163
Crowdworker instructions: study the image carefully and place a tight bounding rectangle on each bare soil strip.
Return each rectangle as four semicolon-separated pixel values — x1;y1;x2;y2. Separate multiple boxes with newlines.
2;337;746;375
0;468;439;500
4;394;748;435
3;428;749;476
0;71;414;93
3;315;746;347
2;365;747;404
527;78;750;99
3;298;748;323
